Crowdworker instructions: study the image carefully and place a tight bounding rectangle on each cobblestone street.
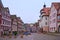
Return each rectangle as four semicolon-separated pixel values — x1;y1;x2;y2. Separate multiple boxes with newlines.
0;33;60;40
33;33;60;40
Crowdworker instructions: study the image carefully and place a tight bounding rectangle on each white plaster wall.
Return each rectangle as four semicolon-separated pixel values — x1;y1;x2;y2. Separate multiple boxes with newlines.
41;16;49;27
49;5;57;28
49;5;57;32
39;20;42;28
12;25;17;31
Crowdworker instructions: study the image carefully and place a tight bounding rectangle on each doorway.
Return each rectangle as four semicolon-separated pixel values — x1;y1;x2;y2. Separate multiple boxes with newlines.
58;25;60;32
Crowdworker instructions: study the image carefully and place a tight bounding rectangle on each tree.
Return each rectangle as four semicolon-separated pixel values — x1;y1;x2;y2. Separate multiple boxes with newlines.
13;31;17;36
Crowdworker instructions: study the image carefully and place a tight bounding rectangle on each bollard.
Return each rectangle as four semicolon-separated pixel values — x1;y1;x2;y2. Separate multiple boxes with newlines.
21;34;23;38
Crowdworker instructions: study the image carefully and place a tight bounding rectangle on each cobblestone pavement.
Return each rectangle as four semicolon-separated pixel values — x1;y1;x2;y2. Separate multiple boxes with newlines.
0;33;60;40
33;33;60;40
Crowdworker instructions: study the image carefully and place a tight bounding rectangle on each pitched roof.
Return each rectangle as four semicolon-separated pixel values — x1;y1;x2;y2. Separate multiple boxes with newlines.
43;7;50;14
40;7;50;16
52;2;60;10
3;7;10;13
0;0;3;9
17;17;23;23
10;15;17;19
17;17;20;20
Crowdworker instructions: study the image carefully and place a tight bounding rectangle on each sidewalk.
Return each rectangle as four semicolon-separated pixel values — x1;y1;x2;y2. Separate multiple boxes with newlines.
0;37;4;40
42;32;60;36
0;34;32;40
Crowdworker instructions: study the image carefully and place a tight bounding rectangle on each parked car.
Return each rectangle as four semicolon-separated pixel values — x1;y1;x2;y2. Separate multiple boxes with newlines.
23;31;31;35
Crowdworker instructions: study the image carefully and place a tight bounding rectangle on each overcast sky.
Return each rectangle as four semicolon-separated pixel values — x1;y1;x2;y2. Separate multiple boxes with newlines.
2;0;60;23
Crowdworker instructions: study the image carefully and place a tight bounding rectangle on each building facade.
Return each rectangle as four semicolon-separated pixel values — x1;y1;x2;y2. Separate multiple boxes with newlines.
0;0;11;35
49;2;60;32
30;23;37;32
0;0;4;36
1;7;11;35
17;17;24;34
11;15;18;34
24;23;31;32
0;11;2;36
40;4;50;32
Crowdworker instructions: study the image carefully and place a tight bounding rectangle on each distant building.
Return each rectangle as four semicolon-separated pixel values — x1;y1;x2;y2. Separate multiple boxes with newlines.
37;20;41;32
0;0;3;9
40;4;50;32
31;26;36;32
0;0;4;36
17;17;24;34
49;2;60;32
0;0;11;36
39;19;42;28
30;23;36;32
1;7;11;35
24;23;31;32
0;10;2;36
11;15;18;34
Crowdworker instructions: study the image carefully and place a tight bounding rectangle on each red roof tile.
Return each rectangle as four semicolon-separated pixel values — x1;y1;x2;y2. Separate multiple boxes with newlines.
40;7;50;16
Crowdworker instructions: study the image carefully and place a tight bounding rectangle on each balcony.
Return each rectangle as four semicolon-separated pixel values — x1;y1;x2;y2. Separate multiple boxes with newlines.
57;13;60;16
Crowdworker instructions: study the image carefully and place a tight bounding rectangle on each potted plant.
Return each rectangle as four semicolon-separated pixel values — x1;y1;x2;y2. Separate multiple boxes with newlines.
13;31;17;38
3;33;7;38
55;30;58;33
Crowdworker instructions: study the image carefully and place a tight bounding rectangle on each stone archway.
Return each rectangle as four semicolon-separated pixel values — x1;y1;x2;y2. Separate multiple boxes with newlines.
58;25;60;32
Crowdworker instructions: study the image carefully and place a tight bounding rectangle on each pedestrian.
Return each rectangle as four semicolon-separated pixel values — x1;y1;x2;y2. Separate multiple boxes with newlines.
20;30;24;38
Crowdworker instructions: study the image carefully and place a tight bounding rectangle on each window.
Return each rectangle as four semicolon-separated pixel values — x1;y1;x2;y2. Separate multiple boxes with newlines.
8;11;9;13
54;27;55;30
49;16;51;19
53;13;56;17
49;21;51;24
58;16;60;20
3;20;4;24
46;17;47;20
45;22;47;25
53;19;55;23
59;9;60;13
